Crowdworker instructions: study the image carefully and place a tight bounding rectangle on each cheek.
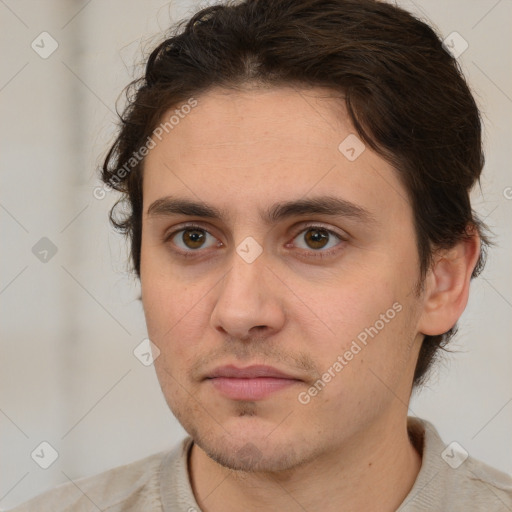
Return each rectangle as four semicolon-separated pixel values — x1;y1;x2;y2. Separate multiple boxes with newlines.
297;271;413;386
300;273;398;341
141;269;214;372
141;250;192;334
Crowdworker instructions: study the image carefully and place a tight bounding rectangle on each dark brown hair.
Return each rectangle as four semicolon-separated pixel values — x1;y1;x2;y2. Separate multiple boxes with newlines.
101;0;492;388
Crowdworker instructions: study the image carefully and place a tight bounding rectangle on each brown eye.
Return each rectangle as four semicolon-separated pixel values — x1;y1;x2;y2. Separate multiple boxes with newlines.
182;229;206;249
292;225;345;255
303;228;330;249
168;227;218;253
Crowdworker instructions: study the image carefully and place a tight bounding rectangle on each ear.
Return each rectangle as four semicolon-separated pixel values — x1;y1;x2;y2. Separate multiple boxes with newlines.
417;227;481;336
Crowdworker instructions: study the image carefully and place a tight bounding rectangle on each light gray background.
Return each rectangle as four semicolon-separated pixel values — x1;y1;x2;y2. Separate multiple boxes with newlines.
1;0;511;509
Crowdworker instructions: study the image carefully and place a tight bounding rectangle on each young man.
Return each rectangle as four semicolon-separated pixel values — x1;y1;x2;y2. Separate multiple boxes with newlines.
11;0;512;510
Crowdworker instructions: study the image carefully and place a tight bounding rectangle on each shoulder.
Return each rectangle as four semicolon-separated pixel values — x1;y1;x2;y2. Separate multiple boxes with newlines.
400;417;512;512
6;443;186;512
432;455;512;511
460;456;512;508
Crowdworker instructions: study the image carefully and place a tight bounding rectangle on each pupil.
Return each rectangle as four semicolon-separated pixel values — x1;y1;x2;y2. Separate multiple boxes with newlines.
184;229;204;248
306;229;328;249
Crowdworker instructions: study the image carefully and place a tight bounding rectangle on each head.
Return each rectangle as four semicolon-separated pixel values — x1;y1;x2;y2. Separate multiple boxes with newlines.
101;0;491;471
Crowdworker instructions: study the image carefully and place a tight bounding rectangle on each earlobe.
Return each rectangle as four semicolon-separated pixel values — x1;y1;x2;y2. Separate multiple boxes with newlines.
417;229;481;336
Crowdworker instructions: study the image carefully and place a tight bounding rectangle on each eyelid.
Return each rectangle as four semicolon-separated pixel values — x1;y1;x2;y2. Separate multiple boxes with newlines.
289;221;348;241
163;221;219;241
286;222;347;259
163;222;222;255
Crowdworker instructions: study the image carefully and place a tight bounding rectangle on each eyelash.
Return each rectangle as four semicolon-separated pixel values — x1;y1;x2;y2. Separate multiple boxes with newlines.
163;223;347;260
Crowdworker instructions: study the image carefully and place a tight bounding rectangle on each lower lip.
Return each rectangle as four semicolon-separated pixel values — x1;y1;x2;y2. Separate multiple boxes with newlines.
208;377;299;400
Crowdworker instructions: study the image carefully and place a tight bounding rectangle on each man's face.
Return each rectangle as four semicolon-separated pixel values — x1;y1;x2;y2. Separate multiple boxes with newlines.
140;86;425;472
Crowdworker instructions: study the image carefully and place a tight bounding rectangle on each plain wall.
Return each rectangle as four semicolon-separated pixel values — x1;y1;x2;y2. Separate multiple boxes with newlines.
1;0;511;508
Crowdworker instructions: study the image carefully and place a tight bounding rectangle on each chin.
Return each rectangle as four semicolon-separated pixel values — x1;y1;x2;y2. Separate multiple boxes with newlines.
197;434;303;473
167;391;318;472
185;415;314;473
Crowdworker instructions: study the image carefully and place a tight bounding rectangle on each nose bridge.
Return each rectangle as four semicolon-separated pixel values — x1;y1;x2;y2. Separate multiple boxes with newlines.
220;246;266;308
210;243;285;339
221;229;268;298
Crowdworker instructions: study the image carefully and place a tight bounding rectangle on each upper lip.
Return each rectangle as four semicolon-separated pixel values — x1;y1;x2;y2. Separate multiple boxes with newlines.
206;364;300;380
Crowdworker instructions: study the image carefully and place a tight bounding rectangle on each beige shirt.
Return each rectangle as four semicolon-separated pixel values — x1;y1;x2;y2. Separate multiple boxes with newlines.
8;417;512;511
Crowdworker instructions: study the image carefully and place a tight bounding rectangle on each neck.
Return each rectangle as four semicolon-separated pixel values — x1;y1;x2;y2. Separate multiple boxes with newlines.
188;412;422;512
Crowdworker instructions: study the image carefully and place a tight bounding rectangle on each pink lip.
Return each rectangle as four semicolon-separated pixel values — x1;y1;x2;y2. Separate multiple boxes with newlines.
206;365;301;400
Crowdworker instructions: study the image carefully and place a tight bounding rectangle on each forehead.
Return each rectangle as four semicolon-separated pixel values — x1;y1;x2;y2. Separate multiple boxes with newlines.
142;86;411;226
165;85;349;153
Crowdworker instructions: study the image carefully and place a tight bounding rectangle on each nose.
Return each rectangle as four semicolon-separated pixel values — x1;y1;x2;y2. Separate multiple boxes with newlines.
209;249;286;341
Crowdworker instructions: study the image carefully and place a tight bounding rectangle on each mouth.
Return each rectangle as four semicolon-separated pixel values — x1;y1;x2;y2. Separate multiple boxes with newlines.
205;364;303;401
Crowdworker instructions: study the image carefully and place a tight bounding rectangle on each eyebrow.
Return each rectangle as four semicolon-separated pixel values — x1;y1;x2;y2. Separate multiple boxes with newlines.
146;195;376;225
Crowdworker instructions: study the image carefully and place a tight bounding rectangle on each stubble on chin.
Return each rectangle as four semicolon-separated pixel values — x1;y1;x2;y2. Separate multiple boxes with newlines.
192;432;304;474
